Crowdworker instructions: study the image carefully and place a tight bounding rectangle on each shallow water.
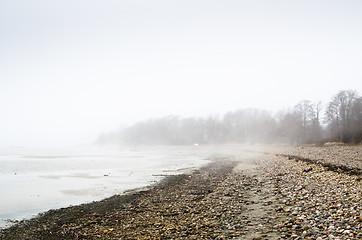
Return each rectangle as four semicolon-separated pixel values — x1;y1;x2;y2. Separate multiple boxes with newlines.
0;145;218;228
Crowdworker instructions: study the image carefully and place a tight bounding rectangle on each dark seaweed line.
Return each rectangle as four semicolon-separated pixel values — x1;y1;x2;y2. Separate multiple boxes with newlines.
277;154;362;177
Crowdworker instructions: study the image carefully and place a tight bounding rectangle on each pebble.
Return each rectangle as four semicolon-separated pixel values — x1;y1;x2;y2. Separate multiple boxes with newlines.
1;145;360;239
258;145;362;240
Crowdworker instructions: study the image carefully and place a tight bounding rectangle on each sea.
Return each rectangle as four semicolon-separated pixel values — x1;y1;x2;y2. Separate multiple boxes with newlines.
0;144;225;228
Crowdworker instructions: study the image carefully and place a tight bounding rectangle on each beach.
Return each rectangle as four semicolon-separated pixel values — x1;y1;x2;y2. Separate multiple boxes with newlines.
0;144;361;239
0;145;214;227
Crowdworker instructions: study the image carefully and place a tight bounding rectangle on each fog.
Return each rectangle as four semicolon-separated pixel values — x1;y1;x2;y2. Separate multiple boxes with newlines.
1;1;362;147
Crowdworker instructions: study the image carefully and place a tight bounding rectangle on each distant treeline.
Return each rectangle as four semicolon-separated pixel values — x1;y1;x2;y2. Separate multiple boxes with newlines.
97;90;362;145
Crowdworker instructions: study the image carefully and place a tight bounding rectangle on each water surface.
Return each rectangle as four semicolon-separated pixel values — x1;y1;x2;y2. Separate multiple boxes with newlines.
0;145;215;228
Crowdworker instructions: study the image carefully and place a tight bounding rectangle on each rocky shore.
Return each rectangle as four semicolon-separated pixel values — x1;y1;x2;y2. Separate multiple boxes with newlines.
260;145;362;240
1;145;361;239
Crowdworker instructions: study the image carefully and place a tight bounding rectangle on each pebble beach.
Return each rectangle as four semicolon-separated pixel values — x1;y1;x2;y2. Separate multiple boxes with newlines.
260;145;362;240
0;144;361;239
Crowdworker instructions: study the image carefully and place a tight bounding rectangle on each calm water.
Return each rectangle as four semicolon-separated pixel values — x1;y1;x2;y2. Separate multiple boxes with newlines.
0;145;219;228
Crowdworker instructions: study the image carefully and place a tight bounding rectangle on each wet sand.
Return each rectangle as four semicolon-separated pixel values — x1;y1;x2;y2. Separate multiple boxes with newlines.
1;145;361;239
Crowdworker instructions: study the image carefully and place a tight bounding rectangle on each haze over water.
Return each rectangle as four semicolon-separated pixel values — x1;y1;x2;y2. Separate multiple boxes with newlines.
0;145;219;227
1;0;362;231
1;1;361;148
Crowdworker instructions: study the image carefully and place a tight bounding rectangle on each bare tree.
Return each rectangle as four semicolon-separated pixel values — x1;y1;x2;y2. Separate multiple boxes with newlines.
325;90;360;142
96;89;360;146
276;108;302;144
294;100;313;142
309;101;323;142
351;96;362;142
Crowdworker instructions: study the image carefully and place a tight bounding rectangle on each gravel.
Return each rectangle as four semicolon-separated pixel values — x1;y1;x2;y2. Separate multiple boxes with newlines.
1;144;361;239
259;145;362;240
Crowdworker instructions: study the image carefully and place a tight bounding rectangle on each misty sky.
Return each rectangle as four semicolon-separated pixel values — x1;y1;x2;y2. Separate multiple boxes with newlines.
1;0;362;147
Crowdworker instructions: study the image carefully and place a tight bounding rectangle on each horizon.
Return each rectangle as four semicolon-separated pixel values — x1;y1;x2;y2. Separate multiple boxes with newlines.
1;89;359;149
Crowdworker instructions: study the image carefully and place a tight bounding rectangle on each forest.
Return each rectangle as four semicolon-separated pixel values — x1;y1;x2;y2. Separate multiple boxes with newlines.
97;90;362;145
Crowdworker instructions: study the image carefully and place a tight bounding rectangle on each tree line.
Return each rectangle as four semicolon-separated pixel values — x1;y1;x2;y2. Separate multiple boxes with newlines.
97;90;362;145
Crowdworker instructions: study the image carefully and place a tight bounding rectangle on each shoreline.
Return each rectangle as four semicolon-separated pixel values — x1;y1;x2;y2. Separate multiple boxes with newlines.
1;145;361;239
0;157;240;239
0;144;213;228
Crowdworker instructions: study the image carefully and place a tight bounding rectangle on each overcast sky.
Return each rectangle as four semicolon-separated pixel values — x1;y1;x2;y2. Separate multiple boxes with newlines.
1;0;361;147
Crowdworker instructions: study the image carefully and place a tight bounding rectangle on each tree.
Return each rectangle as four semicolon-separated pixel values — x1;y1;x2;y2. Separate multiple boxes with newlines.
325;90;361;142
294;100;313;142
276;108;303;144
350;96;362;142
309;101;323;143
96;89;360;145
